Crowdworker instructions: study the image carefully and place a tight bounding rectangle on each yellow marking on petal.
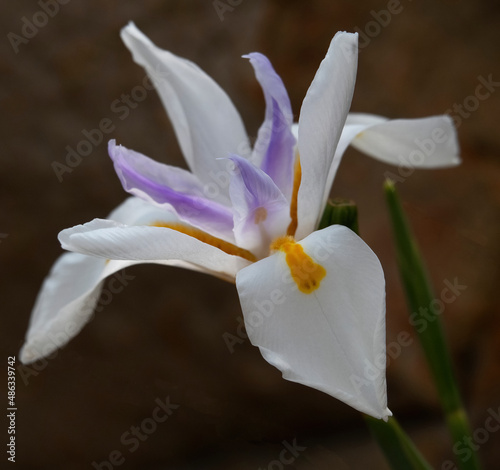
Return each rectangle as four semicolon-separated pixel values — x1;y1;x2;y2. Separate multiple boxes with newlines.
271;236;326;294
287;154;301;237
254;207;268;224
151;222;257;262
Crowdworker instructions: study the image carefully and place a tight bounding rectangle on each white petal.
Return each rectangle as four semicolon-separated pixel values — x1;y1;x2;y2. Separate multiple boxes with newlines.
296;32;358;240
120;23;250;200
236;225;391;419
21;255;131;363
346;113;460;168
20;197;216;363
59;219;252;278
20;253;206;364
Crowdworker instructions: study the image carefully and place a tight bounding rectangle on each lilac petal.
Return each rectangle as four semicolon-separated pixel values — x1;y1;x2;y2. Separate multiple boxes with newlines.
109;140;234;238
245;53;296;198
227;155;290;255
259;99;297;200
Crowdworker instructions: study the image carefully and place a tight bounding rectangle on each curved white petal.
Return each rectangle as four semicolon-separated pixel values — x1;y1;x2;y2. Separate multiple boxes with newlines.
120;22;250;200
21;255;129;363
59;219;252;278
236;225;390;420
346;113;460;168
20;197;219;364
296;32;358;240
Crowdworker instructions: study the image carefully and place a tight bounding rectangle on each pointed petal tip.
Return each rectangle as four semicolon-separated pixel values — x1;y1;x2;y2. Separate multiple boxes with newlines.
381;408;393;422
121;21;135;30
18;344;33;365
108;139;117;158
331;30;359;47
19;336;61;365
120;21;141;38
242;52;267;62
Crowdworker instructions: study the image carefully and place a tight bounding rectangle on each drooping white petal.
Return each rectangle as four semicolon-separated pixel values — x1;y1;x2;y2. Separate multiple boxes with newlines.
236;225;391;420
320;113;460;207
345;113;460;168
120;22;250;200
59;219;252;278
296;32;358;240
21;255;135;363
20;197;235;364
17;199;168;362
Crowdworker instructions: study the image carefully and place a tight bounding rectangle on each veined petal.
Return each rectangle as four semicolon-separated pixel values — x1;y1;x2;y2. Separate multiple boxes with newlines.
109;140;235;238
59;219;253;277
346;113;460;168
245;53;296;198
20;197;206;364
296;32;358;240
120;22;250;199
227;155;291;256
236;225;390;420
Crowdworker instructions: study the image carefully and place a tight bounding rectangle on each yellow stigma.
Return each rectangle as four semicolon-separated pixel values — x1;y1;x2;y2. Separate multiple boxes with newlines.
271;236;326;294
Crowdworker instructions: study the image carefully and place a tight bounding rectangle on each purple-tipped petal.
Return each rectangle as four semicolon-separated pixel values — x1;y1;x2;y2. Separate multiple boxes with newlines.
245;53;296;198
109;140;234;238
227;155;290;255
259;98;296;200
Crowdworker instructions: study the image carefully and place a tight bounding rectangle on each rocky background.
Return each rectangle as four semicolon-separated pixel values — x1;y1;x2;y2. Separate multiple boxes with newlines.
1;0;500;468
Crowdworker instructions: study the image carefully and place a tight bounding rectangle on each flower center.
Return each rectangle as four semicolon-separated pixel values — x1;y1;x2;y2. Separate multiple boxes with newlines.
271;236;326;294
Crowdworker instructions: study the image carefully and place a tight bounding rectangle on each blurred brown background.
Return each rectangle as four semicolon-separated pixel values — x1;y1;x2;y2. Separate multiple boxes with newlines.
1;0;500;468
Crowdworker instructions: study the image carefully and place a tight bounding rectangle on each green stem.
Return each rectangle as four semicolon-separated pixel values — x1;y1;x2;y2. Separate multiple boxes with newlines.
365;416;433;470
384;180;481;470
